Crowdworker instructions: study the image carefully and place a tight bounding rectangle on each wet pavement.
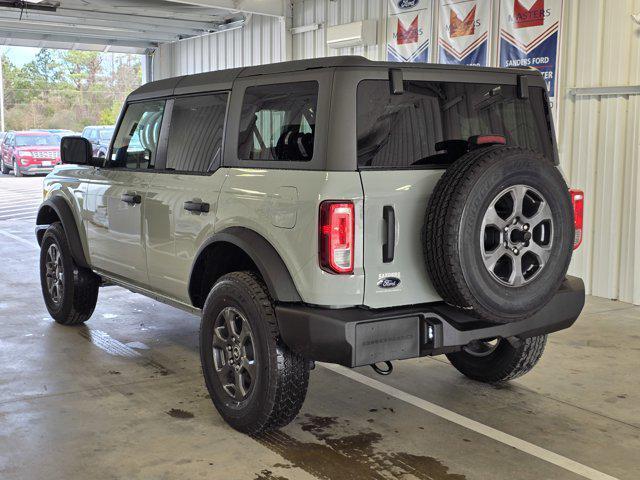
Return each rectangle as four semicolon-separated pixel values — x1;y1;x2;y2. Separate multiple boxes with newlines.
0;176;638;480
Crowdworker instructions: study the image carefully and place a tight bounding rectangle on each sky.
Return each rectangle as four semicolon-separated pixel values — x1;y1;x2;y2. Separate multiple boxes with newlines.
2;46;39;67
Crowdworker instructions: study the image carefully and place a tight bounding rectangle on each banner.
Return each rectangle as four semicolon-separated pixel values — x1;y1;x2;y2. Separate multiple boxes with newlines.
498;0;563;110
387;0;433;63
438;0;492;66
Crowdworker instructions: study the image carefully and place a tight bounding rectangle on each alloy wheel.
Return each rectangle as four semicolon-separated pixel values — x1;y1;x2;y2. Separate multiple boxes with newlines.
481;185;553;287
211;306;257;402
462;338;501;357
45;243;64;305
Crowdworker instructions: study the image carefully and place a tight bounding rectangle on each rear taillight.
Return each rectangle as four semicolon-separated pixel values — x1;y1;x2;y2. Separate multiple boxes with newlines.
570;189;584;250
319;201;354;274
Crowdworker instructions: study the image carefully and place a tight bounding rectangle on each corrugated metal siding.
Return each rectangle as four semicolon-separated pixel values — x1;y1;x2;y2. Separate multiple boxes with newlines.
558;0;640;302
292;0;387;60
152;14;283;79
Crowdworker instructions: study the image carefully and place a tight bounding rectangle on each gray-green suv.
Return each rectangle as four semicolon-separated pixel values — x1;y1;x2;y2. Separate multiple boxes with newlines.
36;57;585;434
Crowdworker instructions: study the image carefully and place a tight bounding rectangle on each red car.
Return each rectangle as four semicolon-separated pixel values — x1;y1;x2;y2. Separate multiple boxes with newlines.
1;131;61;177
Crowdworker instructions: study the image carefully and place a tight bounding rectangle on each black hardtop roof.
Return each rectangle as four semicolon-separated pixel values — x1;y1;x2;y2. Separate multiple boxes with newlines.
129;56;539;101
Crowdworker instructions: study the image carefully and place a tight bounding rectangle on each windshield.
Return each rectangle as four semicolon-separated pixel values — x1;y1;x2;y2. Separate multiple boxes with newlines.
357;80;553;169
16;135;58;147
99;128;114;140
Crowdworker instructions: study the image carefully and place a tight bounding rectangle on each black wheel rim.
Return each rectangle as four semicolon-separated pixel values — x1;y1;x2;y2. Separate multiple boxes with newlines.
462;338;501;357
211;306;257;402
45;243;64;305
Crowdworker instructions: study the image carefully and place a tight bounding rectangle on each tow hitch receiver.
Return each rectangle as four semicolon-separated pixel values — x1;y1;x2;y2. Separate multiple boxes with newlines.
371;361;393;375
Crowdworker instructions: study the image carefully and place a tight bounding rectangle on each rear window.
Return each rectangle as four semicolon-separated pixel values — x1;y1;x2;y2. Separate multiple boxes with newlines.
238;81;318;162
357;80;553;169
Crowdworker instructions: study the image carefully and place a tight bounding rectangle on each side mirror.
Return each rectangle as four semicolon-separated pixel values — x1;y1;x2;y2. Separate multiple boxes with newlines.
61;136;93;165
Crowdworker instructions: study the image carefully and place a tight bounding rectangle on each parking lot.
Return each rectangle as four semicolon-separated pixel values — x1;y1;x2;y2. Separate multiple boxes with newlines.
0;174;637;480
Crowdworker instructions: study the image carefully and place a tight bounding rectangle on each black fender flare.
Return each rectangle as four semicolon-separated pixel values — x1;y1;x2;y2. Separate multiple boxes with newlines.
191;227;301;303
36;197;90;269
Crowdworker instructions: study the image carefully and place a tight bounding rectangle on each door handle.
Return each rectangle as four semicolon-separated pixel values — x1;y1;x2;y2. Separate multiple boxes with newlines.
184;200;210;213
382;205;395;263
121;193;141;205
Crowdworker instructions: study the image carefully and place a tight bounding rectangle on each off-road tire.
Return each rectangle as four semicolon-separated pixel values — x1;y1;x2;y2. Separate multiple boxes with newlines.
424;146;574;323
200;271;310;435
39;222;99;325
446;335;547;383
0;159;8;174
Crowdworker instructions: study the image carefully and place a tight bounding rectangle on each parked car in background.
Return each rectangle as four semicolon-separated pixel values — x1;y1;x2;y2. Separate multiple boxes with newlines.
32;129;76;143
81;125;114;158
1;131;61;176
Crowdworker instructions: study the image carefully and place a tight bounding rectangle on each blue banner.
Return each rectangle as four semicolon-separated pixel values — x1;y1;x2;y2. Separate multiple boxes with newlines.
438;0;492;66
498;0;563;114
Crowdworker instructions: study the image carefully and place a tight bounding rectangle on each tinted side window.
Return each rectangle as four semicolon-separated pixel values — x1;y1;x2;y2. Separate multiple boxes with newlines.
357;80;552;169
109;100;165;169
166;93;228;173
238;81;318;162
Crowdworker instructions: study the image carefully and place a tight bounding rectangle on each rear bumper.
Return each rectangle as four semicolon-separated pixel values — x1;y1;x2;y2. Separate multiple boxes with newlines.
276;276;585;367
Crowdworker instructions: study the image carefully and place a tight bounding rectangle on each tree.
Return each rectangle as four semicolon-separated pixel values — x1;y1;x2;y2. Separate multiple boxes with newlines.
1;48;142;131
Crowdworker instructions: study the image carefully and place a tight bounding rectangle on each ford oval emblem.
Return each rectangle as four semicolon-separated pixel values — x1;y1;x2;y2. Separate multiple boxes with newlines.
397;0;419;9
377;277;401;289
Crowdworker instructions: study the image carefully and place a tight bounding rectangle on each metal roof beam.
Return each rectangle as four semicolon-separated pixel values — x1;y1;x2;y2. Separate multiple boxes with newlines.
0;19;177;43
162;0;286;18
0;7;214;36
52;7;229;31
0;29;156;49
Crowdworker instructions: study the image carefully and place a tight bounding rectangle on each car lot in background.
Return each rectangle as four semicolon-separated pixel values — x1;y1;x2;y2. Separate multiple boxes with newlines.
32;129;77;142
81;125;115;158
0;131;61;177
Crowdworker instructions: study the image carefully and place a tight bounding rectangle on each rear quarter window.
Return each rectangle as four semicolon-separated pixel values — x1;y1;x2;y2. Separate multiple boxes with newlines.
237;81;318;162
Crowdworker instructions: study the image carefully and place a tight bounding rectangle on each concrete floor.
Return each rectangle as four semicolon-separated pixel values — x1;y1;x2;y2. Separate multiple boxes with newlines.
0;175;638;480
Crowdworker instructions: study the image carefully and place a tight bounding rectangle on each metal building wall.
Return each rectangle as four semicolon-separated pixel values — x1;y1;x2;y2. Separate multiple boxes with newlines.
558;0;640;302
292;0;386;60
152;14;284;79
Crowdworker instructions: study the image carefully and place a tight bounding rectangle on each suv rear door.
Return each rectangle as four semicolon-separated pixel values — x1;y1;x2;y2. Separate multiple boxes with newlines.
355;70;556;308
144;93;229;303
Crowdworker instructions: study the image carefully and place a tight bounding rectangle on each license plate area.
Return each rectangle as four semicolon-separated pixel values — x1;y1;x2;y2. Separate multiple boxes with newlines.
354;317;420;366
41;161;52;166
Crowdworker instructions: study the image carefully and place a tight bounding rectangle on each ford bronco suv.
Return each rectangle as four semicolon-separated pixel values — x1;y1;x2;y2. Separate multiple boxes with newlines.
36;57;585;435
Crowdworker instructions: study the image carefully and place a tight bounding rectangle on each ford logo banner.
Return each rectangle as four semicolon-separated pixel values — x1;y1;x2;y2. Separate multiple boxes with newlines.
397;0;419;9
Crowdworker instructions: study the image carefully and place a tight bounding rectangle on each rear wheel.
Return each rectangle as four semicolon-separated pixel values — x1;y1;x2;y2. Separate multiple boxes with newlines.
446;335;547;383
200;271;309;434
0;159;8;174
39;222;99;325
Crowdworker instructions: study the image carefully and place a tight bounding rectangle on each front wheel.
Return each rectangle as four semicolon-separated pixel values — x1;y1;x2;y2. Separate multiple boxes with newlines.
446;335;547;383
0;159;8;174
39;222;100;325
13;159;22;177
200;271;309;435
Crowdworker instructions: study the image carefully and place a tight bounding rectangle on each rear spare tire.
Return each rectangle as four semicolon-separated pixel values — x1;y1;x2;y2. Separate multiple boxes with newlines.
424;146;574;324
